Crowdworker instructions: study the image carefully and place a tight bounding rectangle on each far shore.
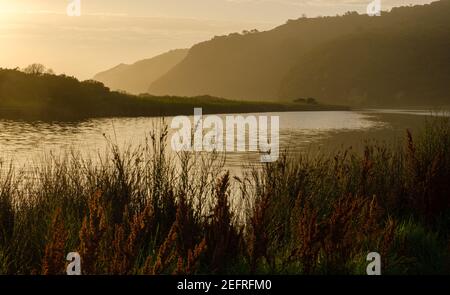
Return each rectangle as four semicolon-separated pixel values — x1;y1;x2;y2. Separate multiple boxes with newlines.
0;96;350;121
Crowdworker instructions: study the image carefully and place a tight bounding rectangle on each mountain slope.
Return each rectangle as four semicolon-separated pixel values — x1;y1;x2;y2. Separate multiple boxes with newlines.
148;0;450;105
149;16;372;100
280;29;450;106
94;49;188;94
279;2;450;106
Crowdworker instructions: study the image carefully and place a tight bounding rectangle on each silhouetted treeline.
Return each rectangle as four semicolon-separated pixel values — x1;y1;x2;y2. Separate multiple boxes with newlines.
0;68;345;120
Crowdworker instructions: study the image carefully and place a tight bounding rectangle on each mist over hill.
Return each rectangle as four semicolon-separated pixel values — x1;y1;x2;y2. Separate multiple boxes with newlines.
93;49;189;95
147;0;450;106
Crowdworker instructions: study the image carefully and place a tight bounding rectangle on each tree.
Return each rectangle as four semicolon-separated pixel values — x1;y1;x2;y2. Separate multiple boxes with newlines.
23;63;46;75
46;68;55;75
307;97;318;105
293;98;306;103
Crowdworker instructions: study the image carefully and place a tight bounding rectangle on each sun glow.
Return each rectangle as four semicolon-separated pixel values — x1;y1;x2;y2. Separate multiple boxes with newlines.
0;0;15;16
0;0;10;11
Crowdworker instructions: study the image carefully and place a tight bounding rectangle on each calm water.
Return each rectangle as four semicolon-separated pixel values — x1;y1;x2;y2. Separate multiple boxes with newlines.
0;110;442;172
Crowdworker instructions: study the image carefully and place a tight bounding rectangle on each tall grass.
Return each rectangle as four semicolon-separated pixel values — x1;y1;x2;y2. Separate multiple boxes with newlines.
0;117;449;275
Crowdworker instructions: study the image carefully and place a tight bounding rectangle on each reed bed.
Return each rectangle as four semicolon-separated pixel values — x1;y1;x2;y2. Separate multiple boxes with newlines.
0;117;449;275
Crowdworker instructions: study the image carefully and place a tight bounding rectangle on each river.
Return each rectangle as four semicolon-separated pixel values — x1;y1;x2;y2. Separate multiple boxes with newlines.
0;109;445;172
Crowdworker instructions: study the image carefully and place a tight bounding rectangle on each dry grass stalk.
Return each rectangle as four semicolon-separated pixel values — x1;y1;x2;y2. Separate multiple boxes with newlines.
41;207;67;275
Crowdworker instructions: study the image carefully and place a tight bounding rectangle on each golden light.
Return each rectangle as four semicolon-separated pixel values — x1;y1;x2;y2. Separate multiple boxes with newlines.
0;0;18;23
0;0;15;14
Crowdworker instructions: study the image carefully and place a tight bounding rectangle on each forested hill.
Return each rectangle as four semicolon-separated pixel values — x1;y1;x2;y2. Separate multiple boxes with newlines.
0;68;134;118
148;0;450;106
0;68;345;120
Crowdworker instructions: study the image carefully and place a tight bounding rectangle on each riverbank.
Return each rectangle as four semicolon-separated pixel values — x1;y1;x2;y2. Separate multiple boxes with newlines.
0;95;349;121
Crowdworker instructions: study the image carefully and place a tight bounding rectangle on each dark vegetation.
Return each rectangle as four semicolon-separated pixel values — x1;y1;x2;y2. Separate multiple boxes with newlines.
0;68;345;120
148;0;450;106
0;116;449;274
294;97;318;105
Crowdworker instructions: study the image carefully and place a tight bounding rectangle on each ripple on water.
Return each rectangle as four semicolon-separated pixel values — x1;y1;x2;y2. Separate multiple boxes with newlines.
0;110;401;172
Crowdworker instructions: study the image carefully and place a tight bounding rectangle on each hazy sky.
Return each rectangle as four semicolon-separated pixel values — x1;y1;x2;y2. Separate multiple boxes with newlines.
0;0;435;79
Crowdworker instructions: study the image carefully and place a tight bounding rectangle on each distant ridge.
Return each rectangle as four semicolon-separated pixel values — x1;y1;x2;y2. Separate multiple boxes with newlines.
93;49;189;95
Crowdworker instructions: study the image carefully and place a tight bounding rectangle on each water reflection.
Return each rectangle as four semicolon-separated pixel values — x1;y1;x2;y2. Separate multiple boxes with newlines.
0;110;428;171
